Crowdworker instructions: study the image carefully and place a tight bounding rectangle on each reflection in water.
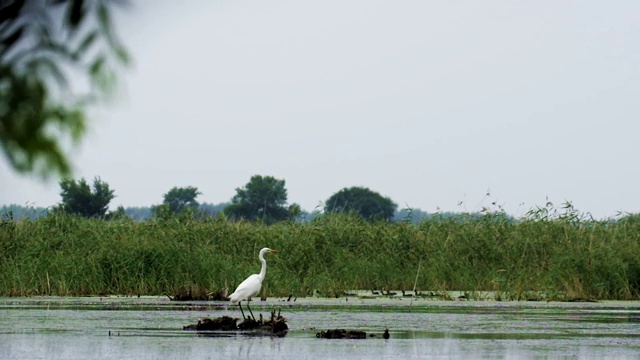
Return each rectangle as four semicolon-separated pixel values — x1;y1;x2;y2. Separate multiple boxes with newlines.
237;337;256;359
0;298;640;359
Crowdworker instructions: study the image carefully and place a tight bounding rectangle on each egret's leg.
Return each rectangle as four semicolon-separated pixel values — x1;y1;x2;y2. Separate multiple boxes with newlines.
238;301;246;320
246;298;256;321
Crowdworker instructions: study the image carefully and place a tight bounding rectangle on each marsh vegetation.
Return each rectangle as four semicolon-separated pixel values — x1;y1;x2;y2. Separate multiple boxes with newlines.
1;207;639;301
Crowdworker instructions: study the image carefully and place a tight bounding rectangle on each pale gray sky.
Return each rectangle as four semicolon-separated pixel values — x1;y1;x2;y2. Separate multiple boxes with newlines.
2;1;639;219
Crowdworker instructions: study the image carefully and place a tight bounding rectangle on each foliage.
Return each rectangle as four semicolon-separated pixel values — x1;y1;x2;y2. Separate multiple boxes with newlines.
59;176;115;218
131;202;228;221
0;0;129;178
224;175;300;224
0;202;494;223
105;205;128;220
325;186;397;221
199;202;229;218
296;209;321;222
159;186;201;215
1;208;640;300
0;202;241;222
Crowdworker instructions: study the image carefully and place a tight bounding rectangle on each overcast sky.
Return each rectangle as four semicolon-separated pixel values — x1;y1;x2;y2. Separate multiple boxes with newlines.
2;1;639;219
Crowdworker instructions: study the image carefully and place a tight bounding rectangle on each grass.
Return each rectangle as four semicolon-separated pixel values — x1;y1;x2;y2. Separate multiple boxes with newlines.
0;209;639;300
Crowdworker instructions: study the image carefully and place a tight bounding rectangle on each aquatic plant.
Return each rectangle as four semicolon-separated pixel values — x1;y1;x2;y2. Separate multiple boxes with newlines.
0;207;639;300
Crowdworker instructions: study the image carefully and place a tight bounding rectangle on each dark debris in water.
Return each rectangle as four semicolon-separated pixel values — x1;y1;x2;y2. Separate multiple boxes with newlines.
168;286;228;301
316;328;390;339
184;309;288;337
316;329;367;339
183;315;238;331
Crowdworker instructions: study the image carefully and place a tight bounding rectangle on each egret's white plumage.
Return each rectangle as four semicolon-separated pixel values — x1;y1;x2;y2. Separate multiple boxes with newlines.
229;247;278;319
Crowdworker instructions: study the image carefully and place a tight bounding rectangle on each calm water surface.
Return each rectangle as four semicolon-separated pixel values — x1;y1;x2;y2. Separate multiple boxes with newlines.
1;296;639;359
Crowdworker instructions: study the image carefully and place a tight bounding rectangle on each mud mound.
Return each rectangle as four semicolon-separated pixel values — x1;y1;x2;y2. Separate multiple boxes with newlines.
184;310;288;337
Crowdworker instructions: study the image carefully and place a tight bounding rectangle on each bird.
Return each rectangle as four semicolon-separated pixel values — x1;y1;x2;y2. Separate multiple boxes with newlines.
229;247;279;320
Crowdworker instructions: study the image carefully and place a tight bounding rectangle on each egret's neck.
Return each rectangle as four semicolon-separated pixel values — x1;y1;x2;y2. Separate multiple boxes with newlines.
258;252;267;281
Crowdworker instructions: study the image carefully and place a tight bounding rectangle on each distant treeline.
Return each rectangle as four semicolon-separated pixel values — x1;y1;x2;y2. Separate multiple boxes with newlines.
1;203;473;224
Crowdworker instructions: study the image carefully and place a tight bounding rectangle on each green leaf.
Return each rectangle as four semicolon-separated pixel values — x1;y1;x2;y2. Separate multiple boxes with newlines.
0;25;24;57
26;56;69;90
89;55;105;76
74;30;98;57
97;2;111;34
41;39;76;61
67;0;86;30
0;0;131;179
113;44;130;64
0;0;25;25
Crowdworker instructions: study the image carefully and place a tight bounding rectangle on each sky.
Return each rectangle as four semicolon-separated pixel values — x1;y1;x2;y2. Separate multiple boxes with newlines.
2;1;639;219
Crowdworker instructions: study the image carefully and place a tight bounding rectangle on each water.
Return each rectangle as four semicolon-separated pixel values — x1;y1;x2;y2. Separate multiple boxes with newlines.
1;296;640;359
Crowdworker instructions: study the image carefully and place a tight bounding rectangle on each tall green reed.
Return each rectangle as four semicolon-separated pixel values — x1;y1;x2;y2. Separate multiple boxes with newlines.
0;210;638;300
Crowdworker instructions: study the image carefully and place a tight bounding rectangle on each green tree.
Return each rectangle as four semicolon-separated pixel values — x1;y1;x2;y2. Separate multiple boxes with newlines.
160;186;201;214
325;186;397;221
59;176;115;218
198;202;230;218
1;0;129;178
224;175;299;224
105;205;128;220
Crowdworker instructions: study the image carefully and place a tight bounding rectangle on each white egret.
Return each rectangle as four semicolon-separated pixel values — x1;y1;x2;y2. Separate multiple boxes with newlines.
229;247;278;320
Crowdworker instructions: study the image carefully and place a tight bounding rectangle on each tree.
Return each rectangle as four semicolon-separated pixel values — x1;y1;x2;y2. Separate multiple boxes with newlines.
199;202;230;218
1;0;129;178
325;186;397;221
160;186;201;214
224;175;299;224
59;176;115;218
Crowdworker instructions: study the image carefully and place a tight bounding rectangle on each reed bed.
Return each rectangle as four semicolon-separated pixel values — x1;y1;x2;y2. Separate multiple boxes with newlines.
0;211;639;300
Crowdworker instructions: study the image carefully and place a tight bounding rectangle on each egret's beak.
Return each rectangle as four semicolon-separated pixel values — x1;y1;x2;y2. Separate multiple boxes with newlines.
269;249;279;253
